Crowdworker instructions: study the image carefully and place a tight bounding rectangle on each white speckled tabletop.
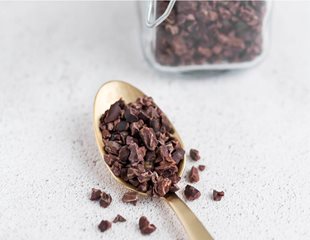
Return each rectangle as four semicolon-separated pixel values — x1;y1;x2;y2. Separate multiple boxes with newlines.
0;1;310;240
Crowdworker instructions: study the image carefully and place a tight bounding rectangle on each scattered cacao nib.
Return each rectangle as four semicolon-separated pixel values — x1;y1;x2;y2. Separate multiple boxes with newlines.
198;165;206;171
113;214;126;223
184;185;201;201
99;192;112;208
155;1;267;66
98;220;112;232
99;96;185;197
90;188;102;201
189;149;200;161
213;190;224;201
188;166;199;183
139;216;157;235
122;191;139;206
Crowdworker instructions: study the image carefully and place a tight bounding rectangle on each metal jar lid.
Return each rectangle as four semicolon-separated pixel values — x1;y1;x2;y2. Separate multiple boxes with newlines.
146;0;176;28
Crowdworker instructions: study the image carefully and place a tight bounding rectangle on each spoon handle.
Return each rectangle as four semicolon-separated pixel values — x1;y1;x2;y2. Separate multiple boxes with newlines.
165;192;213;240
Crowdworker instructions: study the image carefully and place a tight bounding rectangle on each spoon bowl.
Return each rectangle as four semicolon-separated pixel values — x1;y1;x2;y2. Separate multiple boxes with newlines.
93;80;213;240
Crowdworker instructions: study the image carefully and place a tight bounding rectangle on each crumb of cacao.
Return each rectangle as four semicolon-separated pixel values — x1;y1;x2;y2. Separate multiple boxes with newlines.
184;184;201;201
139;216;157;235
213;190;225;201
99;192;112;208
189;149;200;161
122;191;139;205
198;165;206;171
98;220;112;232
188;166;200;183
113;214;126;223
90;188;102;201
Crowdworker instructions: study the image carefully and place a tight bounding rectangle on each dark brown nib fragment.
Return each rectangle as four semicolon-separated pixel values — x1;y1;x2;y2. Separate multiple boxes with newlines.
184;184;201;201
99;192;112;208
190;149;200;161
90;188;102;201
213;190;224;201
122;191;139;206
198;165;206;171
139;216;157;235
140;126;158;151
98;220;112;232
113;214;126;223
99;96;184;197
103;99;123;123
189;166;199;183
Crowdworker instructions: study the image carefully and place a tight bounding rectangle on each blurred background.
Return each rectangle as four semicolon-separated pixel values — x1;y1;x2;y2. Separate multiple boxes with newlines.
0;1;309;240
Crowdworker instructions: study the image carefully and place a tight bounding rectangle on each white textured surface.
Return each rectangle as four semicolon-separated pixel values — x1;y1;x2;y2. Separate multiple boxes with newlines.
0;2;310;240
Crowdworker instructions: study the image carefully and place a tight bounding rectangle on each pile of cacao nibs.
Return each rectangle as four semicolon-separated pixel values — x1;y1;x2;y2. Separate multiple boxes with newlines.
99;96;185;197
155;0;267;66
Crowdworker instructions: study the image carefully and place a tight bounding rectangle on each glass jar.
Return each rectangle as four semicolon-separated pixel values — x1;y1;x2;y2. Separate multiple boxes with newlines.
139;0;271;72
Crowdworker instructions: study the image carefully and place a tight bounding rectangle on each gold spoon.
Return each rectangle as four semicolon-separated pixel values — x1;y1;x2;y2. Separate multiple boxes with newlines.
93;80;213;240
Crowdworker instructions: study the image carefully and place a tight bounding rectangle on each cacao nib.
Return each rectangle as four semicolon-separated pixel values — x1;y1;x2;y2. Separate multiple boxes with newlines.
104;141;122;155
113;214;126;223
99;96;184;197
111;161;122;177
145;151;156;162
188;166;199;183
213;190;224;201
150;119;161;132
153;177;172;197
104;154;118;166
139;126;158;151
184;185;201;201
172;148;185;164
119;146;130;164
126;136;138;145
115;121;129;132
124;107;139;122
90;188;102;201
104;100;123;123
101;129;110;139
130;120;144;136
198;165;206;171
122;191;139;205
137;171;153;183
128;143;146;165
99;192;112;208
189;148;200;161
139;216;157;235
98;220;112;232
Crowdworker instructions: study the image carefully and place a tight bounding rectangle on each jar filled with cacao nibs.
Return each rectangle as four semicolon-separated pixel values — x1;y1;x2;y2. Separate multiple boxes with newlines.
139;0;271;72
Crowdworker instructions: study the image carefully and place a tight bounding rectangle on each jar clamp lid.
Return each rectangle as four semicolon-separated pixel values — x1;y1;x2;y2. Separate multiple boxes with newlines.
146;0;176;28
